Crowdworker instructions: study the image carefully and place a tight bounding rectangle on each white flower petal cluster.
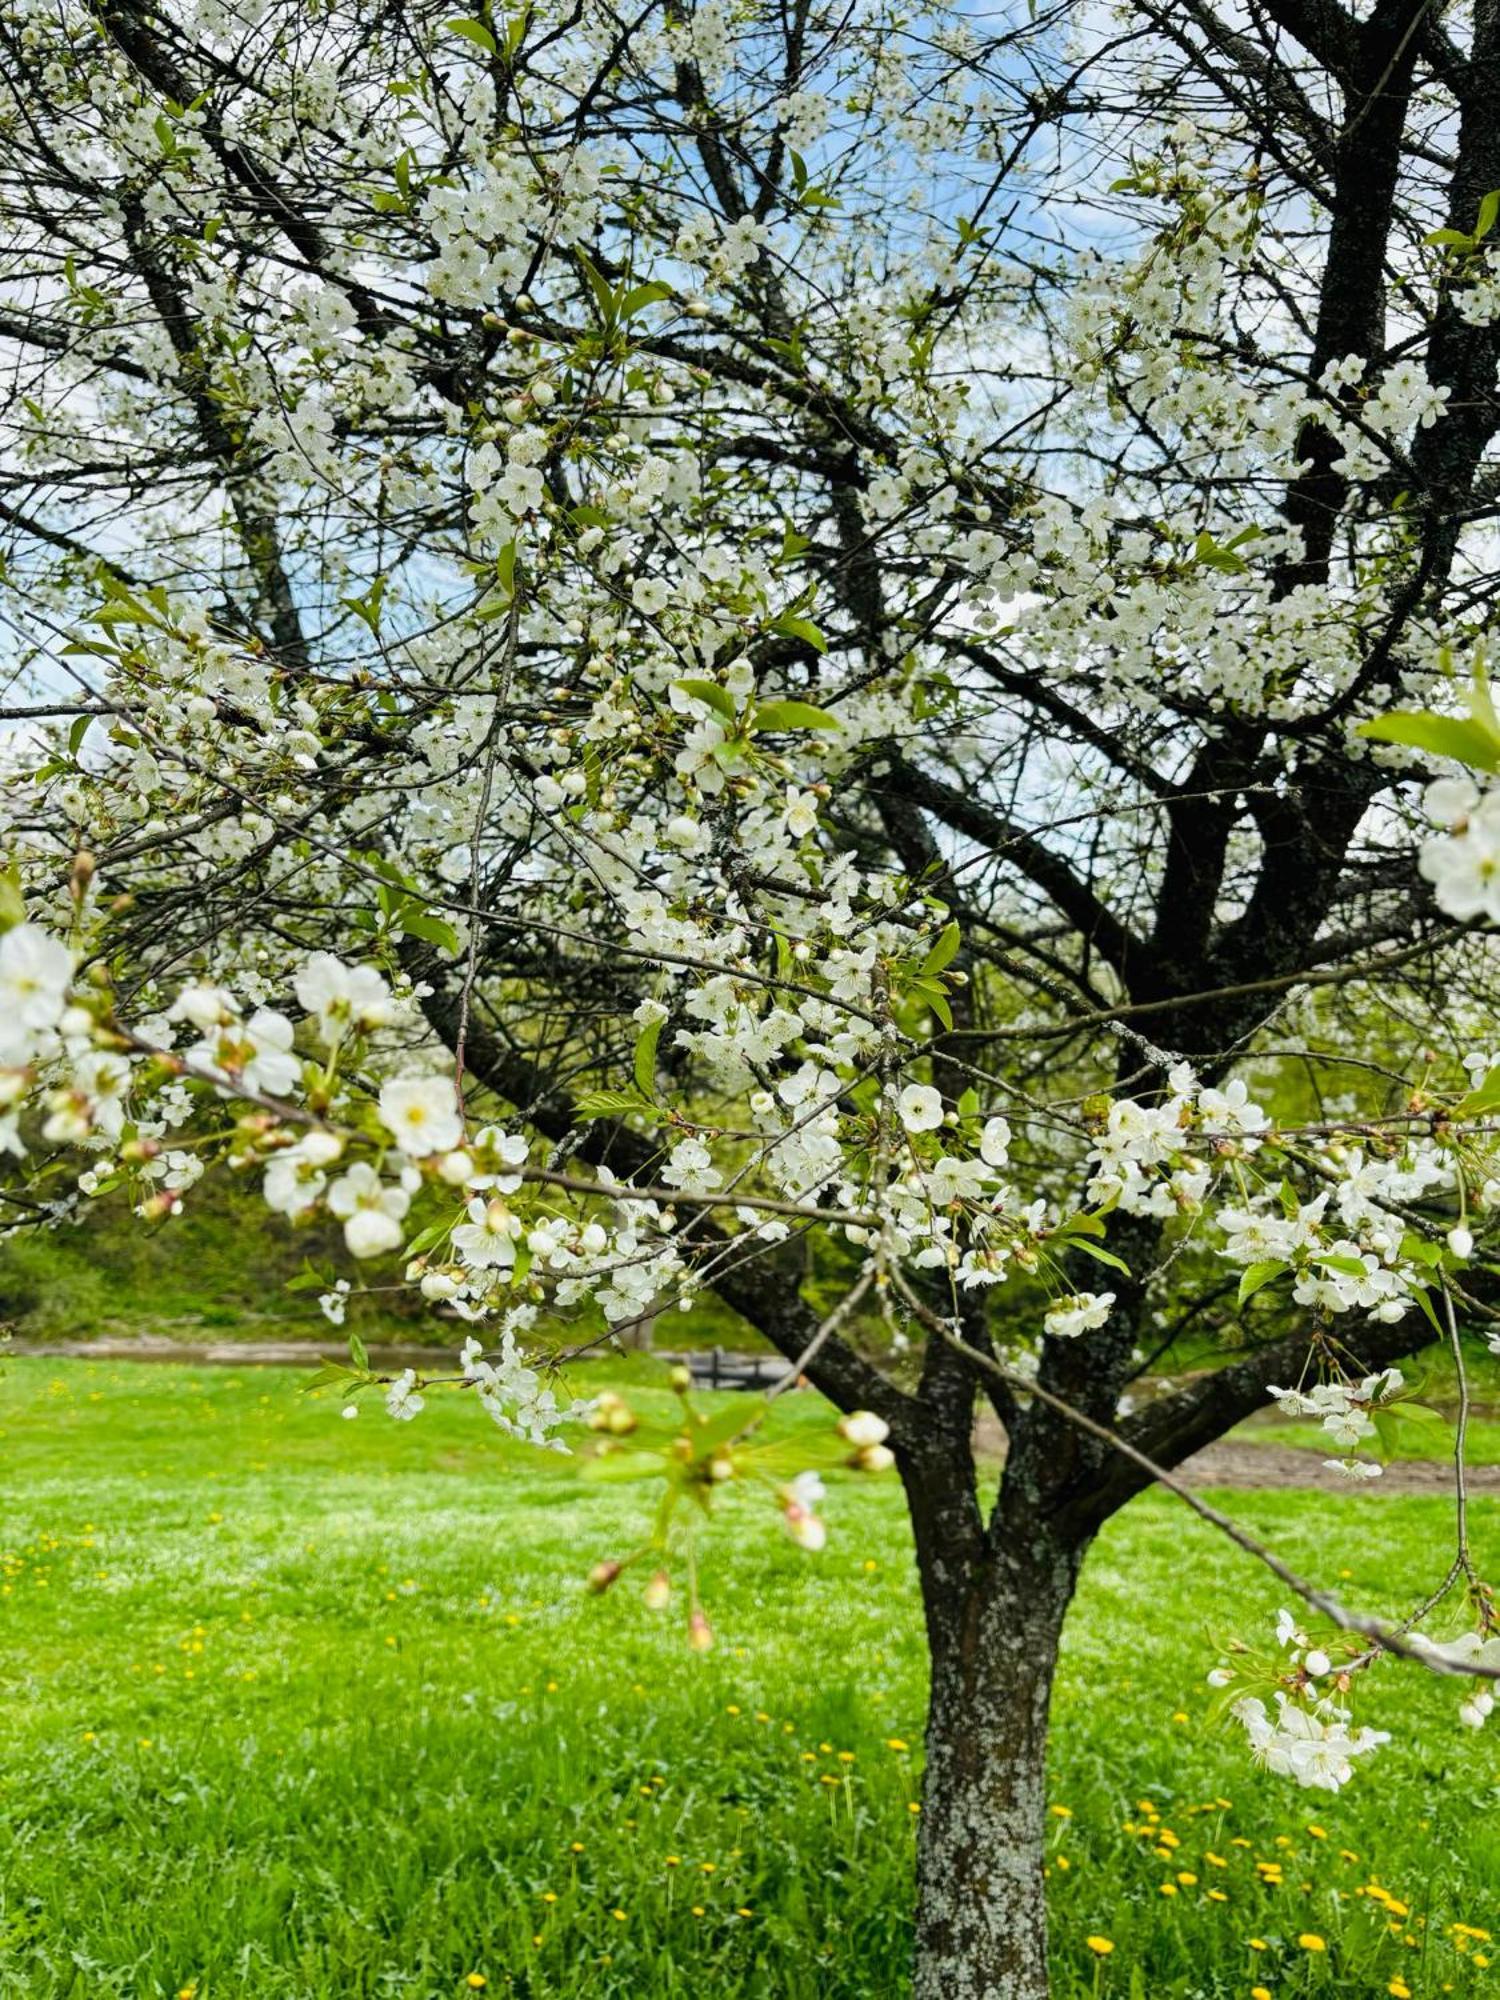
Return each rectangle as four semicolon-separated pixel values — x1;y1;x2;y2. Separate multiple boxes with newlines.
1419;777;1500;923
1231;1693;1389;1792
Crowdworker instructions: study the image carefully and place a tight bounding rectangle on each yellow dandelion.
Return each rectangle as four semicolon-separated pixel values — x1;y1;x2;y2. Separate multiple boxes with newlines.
1389;1982;1412;1999
1051;1804;1073;1819
1177;1872;1198;1887
1208;1890;1228;1904
1298;1933;1326;1952
465;1978;487;1992
1252;1988;1272;2000
1086;1936;1114;1956
1160;1882;1178;1897
888;1738;910;1752
1249;1937;1268;1951
611;1908;627;1922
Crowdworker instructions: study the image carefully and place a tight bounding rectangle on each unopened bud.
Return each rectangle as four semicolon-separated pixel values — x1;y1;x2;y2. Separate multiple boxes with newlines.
853;1443;895;1473
688;1608;714;1651
668;1364;692;1392
643;1569;671;1610
69;851;95;899
587;1559;623;1595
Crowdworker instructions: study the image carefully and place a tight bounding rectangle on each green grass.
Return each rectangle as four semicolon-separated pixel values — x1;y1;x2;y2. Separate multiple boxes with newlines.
2;1359;1498;1999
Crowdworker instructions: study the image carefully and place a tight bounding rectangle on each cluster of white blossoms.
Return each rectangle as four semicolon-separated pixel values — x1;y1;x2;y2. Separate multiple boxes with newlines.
1266;1369;1406;1478
1217;1611;1390;1793
1231;1692;1391;1794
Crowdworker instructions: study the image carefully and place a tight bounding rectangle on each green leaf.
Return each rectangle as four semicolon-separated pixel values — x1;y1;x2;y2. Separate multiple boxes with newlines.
1237;1259;1287;1307
1310;1252;1369;1276
348;1331;370;1373
633;1015;664;1098
1411;1283;1443;1337
1356;709;1500;772
403;1217;454;1259
1399;1230;1445;1267
918;981;953;1031
301;1360;362;1396
397;907;461;955
341;576;387;635
445;15;497;52
1456;1066;1500;1115
671;678;737;724
573;1088;647;1118
1479;190;1500;242
751;699;840;733
0;863;26;932
768;613;828;653
580;1449;671;1483
618;280;673;320
921;920;962;975
1069;1239;1131;1274
577;252;618;327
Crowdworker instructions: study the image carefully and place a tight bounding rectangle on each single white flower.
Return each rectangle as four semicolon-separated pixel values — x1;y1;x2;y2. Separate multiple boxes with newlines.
385;1368;425;1421
979;1116;1011;1167
295;953;397;1040
0;924;72;1056
379;1074;463;1157
327;1162;409;1258
1044;1291;1115;1339
897;1083;944;1133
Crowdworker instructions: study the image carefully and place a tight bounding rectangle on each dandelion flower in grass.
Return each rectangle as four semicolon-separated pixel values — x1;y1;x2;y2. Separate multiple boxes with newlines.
1159;1882;1178;1897
1251;1989;1272;2000
1085;1936;1114;1956
1389;1982;1412;1999
1298;1933;1327;1952
1248;1938;1268;1951
465;1978;487;1992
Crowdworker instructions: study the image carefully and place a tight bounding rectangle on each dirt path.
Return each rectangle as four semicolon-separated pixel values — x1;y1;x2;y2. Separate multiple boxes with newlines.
13;1339;1495;1493
1174;1437;1496;1494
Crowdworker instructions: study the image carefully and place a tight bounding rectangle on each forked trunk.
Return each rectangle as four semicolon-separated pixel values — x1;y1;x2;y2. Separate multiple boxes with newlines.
912;1531;1082;2000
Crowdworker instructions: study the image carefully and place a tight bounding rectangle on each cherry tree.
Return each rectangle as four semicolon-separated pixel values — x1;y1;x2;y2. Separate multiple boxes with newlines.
5;0;1500;1993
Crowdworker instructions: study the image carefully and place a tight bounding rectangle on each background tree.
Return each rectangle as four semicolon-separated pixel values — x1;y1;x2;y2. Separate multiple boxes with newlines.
5;1;1500;1995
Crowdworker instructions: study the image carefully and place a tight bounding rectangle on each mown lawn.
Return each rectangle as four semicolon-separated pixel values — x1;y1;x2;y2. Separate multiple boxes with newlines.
1;1358;1498;1999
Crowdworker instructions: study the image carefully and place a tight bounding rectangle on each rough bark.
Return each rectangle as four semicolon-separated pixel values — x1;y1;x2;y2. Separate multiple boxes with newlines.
909;1502;1083;2000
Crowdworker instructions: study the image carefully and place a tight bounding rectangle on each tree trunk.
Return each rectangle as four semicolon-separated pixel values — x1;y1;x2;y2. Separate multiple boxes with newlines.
912;1528;1082;2000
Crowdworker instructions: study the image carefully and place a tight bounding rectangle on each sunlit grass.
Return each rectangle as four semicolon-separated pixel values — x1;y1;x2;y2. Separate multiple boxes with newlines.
1;1359;1497;1996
